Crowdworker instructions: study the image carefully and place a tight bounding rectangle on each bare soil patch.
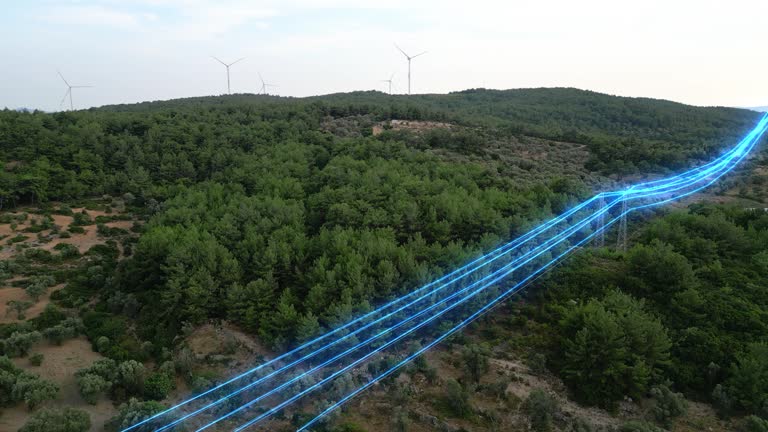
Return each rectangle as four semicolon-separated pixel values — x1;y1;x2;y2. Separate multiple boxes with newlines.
0;284;63;324
1;337;116;432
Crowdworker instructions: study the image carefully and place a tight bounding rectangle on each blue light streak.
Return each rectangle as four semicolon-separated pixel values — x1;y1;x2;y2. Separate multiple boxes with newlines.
294;115;768;432
195;195;625;432
125;113;767;432
126;180;603;432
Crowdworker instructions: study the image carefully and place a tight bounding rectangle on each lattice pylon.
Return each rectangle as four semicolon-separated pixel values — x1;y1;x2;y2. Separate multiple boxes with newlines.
616;199;628;252
597;196;606;248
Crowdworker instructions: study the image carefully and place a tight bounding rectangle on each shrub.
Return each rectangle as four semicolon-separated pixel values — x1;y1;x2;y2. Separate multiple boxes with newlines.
30;353;44;366
6;300;33;320
557;291;671;407
77;373;111;405
1;331;42;357
462;343;491;383
68;225;85;234
12;372;60;408
96;336;111;353
744;416;768;432
650;384;688;427
72;211;92;226
32;304;66;330
19;407;90;432
9;234;29;243
445;379;472;418
107;398;165;432
144;372;174;401
525;389;559;432
725;342;768;414
118;360;146;396
54;243;80;259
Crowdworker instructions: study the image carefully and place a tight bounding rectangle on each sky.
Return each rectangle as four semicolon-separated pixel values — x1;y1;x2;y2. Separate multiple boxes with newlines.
2;0;768;111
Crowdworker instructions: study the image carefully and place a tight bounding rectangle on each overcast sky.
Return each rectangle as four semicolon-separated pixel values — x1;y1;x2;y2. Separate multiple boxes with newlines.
2;0;767;111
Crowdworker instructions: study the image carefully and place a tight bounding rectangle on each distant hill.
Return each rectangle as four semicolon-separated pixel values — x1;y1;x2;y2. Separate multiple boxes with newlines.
749;106;768;112
98;87;761;174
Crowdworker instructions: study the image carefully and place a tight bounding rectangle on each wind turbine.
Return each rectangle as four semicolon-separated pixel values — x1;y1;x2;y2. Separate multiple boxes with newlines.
258;73;278;95
395;44;426;95
58;71;92;111
212;56;245;94
381;73;395;95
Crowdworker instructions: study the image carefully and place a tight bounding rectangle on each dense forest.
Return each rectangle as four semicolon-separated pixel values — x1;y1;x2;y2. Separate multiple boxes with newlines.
0;88;766;431
527;205;768;416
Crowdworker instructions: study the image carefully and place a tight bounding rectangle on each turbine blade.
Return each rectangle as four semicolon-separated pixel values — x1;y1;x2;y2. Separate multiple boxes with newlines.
394;43;409;58
71;85;94;88
411;51;427;59
59;89;70;106
258;72;265;84
230;57;245;66
57;70;70;87
390;72;395;80
211;56;227;66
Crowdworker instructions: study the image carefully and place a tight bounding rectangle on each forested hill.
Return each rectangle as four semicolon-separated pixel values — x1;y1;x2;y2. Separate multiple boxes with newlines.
1;88;767;431
96;87;761;173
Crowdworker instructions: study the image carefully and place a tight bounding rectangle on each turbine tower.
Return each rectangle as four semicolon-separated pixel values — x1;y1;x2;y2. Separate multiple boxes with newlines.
212;56;244;94
58;71;92;111
395;44;426;95
381;73;395;95
258;73;278;95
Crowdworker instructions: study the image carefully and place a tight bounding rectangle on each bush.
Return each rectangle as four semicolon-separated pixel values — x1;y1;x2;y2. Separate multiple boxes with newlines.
77;373;111;405
6;300;33;320
30;353;44;366
12;372;59;408
68;225;85;234
54;243;80;259
725;342;768;414
1;331;42;357
96;336;111;353
462;343;491;383
72;211;92;226
525;389;559;432
445;379;472;418
32;304;66;330
144;372;174;401
744;416;768;432
650;384;688;427
557;291;671;407
118;360;146;396
107;398;165;432
19;407;90;432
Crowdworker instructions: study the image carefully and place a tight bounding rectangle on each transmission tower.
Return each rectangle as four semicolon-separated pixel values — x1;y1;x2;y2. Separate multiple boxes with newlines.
616;199;628;252
597;196;606;247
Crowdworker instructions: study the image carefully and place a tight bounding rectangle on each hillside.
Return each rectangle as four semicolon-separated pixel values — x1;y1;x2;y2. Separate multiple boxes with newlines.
0;89;766;432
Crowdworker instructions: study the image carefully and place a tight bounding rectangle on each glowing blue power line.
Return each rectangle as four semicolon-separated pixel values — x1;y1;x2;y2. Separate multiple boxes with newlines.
297;137;768;432
150;196;603;432
229;200;622;432
127;113;767;432
248;116;768;431
193;196;625;432
127;184;605;432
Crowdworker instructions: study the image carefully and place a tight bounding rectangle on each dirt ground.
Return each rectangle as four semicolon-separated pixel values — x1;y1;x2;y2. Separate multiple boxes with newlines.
0;208;133;260
1;337;117;432
372;119;454;136
0;284;63;324
0;204;137;431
